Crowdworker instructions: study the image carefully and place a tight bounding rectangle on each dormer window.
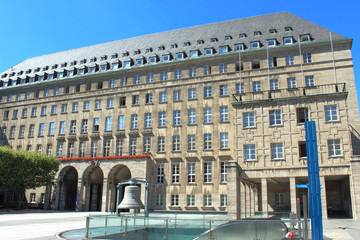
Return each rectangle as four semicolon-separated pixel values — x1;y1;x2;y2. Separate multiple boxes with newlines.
183;41;191;47
124;60;131;67
284;37;293;45
122;52;129;57
70;61;77;66
136;58;144;65
197;39;204;44
17;71;23;76
35;68;40;72
267;39;276;47
11;80;17;86
29;77;35;83
269;29;277;34
51;64;58;69
1;73;7;78
254;31;262;36
89;66;96;73
61;63;67;67
78;68;85;75
80;59;86;64
10;72;15;77
42;66;49;71
176;52;184;59
20;78;26;84
220;46;229;53
300;34;311;42
100;64;107;71
68;70;75;76
111;62;119;69
146;48;152;53
225;35;232;40
158;45;165;50
162;54;170;61
90;57;97;63
134;49;141;55
58;72;64;78
48;74;54;80
235;43;245;51
39;75;45;81
101;55;107;61
251;41;260;48
26;69;32;74
205;48;213;55
285;26;293;32
190;50;199;57
111;53;118;59
171;43;178;48
211;37;218;42
149;56;157;63
239;33;247;38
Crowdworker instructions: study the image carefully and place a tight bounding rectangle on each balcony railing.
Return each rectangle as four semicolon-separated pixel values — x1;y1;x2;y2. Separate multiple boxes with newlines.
233;83;346;103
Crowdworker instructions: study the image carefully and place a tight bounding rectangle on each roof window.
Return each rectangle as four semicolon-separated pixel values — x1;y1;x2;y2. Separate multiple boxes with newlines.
269;29;277;34
225;35;232;40
149;55;157;63
51;64;58;69
79;59;86;64
61;62;67;67
254;31;262;36
300;34;311;42
239;33;247;38
220;46;229;53
285;26;293;32
70;61;77;66
42;66;49;71
211;37;218;42
171;43;178;48
190;50;199;57
90;57;97;63
122;51;129;57
111;53;118;59
197;39;204;44
267;39;276;47
284;37;293;45
235;43;245;51
251;41;260;48
100;55;107;61
26;69;32;74
136;58;144;65
158;45;165;50
146;48;152;53
183;41;191;47
134;49;141;55
205;48;214;55
176;52;184;59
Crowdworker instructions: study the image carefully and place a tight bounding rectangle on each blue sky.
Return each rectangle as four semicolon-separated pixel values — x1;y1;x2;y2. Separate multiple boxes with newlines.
1;0;359;107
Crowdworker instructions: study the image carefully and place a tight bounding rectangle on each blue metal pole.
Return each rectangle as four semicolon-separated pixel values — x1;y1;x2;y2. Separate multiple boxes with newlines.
305;121;323;240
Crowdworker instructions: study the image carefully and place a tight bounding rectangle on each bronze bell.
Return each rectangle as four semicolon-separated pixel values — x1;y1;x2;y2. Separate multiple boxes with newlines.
118;185;144;209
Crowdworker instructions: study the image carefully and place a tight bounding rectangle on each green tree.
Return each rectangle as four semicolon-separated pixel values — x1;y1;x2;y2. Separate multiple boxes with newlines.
0;146;59;209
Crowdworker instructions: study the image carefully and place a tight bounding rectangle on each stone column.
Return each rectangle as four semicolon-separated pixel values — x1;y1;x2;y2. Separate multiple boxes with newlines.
76;179;84;211
350;157;360;220
54;179;61;210
226;162;240;220
101;178;109;212
250;184;255;216
290;177;297;215
320;176;328;219
240;181;246;218
44;183;53;210
261;178;268;218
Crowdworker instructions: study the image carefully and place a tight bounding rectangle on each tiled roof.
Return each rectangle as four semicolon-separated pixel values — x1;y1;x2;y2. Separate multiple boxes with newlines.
0;12;346;83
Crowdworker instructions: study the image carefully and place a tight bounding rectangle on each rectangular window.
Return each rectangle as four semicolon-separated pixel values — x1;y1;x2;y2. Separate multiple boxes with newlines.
160;72;168;81
286;56;295;65
269;110;282;126
103;140;110;156
107;98;114;108
219;85;228;96
93;118;100;132
173;90;181;101
220;132;229;149
221;162;228;183
204;133;212;150
270;79;279;90
80;119;88;133
12;110;18;119
220;194;227;207
173;110;181;126
144;113;152;128
68;142;74;157
145;93;153;104
132;95;139;105
219;64;228;73
253;81;261;92
275;193;285;206
189;68;197;77
9;126;15;138
70;120;76;133
328;139;341;156
204;162;212;183
51;105;57;115
79;142;86;157
121;77;127;86
236;83;245;94
204;66;211;75
172;136;180;151
131;114;138;129
72;102;78;112
105;117;112;131
119;96;126;106
159;92;167;102
204;108;212;123
46;144;52;155
91;141;98;157
156;195;164;206
243;112;255;128
287;78;297;88
134;75;140;84
188;134;196;151
143;137;151;153
158;136;165;152
271;143;284;159
158;112;166;127
171;195;179;206
58;121;65;135
188;109;196;124
187;195;195;206
189;88;197;99
147;74;154;83
30;107;37;117
48;122;55;136
244;144;256;161
129;138;137;155
38;123;45;136
3;110;9;120
325;105;338;122
175;70;182;79
95;100;101;109
172;163;180;183
188;162;195;183
284;37;293;45
28;124;34;137
41;106;47;115
299;142;307;158
305;76;315;87
297;108;309;123
116;138;123;156
109;79;115;88
19;125;25;138
36;144;42;153
61;104;67;113
303;53;312;63
269;57;278;68
157;164;164;183
56;143;63;157
220;106;229;122
118;116;125;130
204;87;212;97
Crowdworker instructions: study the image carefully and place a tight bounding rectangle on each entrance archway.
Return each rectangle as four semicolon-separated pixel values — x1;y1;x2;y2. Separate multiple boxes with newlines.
108;164;131;212
58;166;78;210
83;166;104;211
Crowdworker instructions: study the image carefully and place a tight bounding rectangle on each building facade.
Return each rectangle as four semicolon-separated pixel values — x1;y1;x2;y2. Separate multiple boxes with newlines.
1;12;360;219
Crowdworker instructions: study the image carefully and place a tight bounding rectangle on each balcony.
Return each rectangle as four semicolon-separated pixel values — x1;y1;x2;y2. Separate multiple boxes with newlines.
232;83;346;105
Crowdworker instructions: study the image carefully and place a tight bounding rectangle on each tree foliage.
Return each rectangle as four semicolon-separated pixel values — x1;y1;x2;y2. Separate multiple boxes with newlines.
0;146;59;207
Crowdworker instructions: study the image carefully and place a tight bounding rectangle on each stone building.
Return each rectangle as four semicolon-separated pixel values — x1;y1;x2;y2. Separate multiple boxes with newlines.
1;12;360;219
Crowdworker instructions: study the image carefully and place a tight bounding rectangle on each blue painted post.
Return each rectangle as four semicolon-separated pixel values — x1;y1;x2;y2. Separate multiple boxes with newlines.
305;121;323;240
